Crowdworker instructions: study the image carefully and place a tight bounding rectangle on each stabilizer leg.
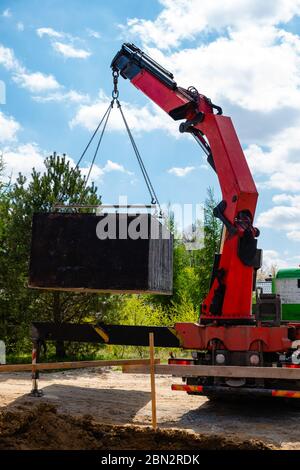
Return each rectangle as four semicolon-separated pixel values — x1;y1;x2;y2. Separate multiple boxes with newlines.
29;341;43;397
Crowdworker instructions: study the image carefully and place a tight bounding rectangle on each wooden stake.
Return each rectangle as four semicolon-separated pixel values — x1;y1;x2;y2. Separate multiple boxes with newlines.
220;226;227;253
149;332;157;430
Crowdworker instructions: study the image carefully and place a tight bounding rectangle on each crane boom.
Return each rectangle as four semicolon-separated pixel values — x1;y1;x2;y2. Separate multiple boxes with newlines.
28;45;300;401
112;43;261;322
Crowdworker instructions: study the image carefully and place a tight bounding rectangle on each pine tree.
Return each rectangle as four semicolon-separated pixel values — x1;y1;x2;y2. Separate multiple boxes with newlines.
0;153;101;357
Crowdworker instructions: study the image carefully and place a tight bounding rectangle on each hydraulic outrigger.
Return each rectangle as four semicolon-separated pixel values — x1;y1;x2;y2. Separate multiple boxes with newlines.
31;44;300;400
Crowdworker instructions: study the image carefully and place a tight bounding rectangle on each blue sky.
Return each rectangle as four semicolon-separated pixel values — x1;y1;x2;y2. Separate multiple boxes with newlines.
1;0;300;270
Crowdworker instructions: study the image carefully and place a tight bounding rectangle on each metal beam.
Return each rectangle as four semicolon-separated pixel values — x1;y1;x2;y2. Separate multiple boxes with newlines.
31;322;181;347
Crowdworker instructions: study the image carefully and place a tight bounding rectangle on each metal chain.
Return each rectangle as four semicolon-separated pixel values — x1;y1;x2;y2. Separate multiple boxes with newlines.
84;105;112;187
75;103;112;169
112;69;119;101
75;69;162;215
76;70;119;171
111;69;161;213
117;100;162;215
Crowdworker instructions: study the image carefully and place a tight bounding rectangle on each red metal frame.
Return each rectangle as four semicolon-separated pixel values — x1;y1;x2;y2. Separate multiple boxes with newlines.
197;114;257;320
174;322;291;352
171;384;300;398
113;44;300;355
131;69;258;321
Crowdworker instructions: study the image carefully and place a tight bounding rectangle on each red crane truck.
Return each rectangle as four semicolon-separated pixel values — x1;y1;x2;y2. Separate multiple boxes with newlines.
31;44;300;401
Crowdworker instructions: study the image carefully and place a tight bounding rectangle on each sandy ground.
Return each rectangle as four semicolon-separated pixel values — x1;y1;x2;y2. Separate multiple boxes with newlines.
0;367;299;449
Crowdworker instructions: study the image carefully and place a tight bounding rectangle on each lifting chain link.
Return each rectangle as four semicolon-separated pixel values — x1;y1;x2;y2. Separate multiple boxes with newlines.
112;69;119;101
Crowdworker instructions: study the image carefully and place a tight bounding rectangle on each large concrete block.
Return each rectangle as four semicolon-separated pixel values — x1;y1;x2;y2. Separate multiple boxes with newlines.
29;213;173;294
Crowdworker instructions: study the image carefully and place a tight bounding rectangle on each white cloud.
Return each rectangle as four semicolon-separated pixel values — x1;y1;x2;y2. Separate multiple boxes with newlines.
2;143;47;181
36;27;91;60
80;164;104;181
0;43;88;100
52;42;91;59
36;27;63;38
70;90;178;135
168;166;195;177
0;111;128;185
245;122;300;191
13;71;60;93
0;112;21;143
16;22;24;31
200;164;209;170
258;205;300;231
87;28;101;39
258;192;300;241
0;44;20;71
142;26;300;113
272;194;300;206
103;159;133;175
0;44;60;93
2;143;124;187
0;113;49;182
120;1;300;117
2;8;11;18
287;231;300;241
80;159;133;182
124;0;300;49
33;89;89;104
262;249;289;270
2;141;107;185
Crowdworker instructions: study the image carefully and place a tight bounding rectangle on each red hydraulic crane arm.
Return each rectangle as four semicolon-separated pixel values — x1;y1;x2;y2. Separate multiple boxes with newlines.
131;69;194;117
111;44;261;322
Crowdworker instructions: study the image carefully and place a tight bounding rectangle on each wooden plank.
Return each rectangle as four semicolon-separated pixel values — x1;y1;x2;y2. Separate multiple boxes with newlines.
0;358;160;373
122;363;300;380
149;333;157;430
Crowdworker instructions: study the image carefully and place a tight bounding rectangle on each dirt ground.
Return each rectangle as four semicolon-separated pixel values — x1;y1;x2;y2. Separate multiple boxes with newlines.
0;367;299;450
0;402;272;450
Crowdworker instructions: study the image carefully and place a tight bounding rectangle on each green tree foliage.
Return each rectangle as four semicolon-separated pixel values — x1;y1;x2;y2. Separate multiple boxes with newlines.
0;148;222;360
145;188;221;323
0;154;103;356
0;156;11;346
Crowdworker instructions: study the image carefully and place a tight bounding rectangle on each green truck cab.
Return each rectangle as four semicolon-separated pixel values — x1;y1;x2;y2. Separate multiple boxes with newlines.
272;268;300;322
